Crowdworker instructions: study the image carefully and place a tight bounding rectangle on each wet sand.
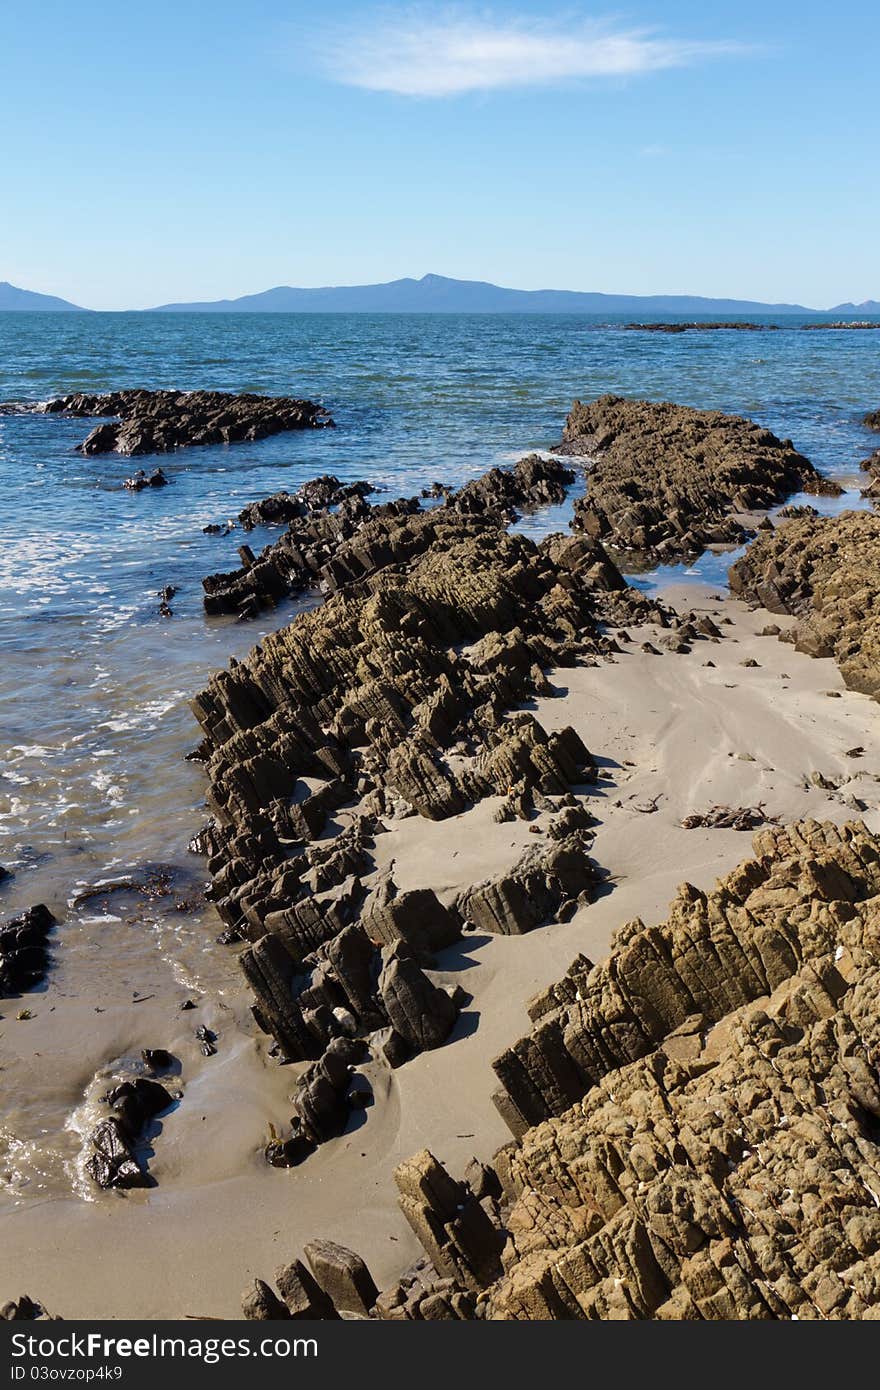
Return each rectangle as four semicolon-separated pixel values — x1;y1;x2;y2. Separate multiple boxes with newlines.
2;581;879;1318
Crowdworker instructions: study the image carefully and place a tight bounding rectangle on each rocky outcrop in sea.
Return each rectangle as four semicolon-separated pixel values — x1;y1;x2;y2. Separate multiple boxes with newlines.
558;395;839;563
41;389;333;455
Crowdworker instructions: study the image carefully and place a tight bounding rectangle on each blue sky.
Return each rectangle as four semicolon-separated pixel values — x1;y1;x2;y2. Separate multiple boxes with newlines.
2;1;877;309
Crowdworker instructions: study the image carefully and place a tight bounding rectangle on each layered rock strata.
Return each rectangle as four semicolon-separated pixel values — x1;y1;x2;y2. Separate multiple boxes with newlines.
202;455;576;619
191;456;687;1159
728;510;880;700
41;389;333;455
557;395;839;563
251;820;880;1320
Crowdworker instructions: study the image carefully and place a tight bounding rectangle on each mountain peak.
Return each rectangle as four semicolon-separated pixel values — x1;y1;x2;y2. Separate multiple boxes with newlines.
0;280;86;312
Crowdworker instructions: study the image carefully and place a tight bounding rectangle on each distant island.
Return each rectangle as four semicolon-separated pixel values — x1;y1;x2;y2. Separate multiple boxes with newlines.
149;273;821;315
0;281;87;312
827;299;880;313
2;273;879;316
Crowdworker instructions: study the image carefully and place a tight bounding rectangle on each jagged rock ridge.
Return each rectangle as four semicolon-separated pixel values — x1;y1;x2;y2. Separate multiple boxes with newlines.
40;389;333;456
248;820;880;1320
729;510;880;700
558;395;839;564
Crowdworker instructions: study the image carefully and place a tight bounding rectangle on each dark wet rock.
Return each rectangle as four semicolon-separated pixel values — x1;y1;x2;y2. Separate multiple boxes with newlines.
85;1078;173;1191
451;454;574;518
43;389;333;456
558;394;839;563
625;321;777;333
123;468;168;491
864;409;880;431
729;510;880;699
778;503;819;519
239;477;374;531
202;454;580;620
0;904;56;996
291;1036;365;1144
1;1295;58;1321
195;1024;217;1056
361;880;461;954
141;1048;174;1072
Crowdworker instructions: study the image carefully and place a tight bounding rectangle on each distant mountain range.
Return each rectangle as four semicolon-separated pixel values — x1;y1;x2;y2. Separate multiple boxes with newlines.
827;300;880;314
151;273;821;315
2;274;878;316
0;281;87;312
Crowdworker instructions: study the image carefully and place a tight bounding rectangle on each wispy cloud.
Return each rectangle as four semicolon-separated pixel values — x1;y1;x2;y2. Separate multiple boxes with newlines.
314;8;748;98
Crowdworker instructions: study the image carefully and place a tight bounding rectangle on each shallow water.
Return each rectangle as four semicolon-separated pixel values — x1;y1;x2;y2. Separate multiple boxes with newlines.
0;311;878;1199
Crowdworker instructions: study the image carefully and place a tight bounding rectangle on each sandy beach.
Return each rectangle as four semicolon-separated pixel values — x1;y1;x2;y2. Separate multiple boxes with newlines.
4;574;878;1319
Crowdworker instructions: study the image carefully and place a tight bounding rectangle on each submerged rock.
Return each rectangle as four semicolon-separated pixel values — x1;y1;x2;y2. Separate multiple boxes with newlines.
123;467;169;490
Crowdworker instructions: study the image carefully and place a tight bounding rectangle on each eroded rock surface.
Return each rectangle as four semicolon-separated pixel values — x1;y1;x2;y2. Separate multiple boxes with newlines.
729;509;880;700
190;452;683;1160
268;821;880;1319
42;390;333;455
558;395;838;563
201;455;578;619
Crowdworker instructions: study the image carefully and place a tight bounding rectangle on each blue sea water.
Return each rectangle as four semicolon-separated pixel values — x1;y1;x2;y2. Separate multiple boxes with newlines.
0;310;877;966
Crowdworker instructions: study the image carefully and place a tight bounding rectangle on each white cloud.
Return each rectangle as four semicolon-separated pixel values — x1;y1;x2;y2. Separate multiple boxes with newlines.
315;9;747;98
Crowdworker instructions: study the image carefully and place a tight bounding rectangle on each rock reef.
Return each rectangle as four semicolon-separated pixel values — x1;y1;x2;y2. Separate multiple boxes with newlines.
625;322;776;333
42;389;333;455
728;510;880;700
202;455;575;619
558;395;839;563
189;453;675;1159
252;820;880;1320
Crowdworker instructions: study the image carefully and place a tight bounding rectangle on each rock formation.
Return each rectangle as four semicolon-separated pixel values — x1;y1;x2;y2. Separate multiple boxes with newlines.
253;820;880;1319
201;455;577;619
237;476;374;531
625;322;777;333
0;904;56;996
728;510;880;700
557;395;839;563
85;1077;175;1190
189;453;684;1160
41;389;333;455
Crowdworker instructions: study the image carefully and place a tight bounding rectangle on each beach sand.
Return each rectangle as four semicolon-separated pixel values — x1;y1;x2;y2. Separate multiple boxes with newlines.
3;580;878;1319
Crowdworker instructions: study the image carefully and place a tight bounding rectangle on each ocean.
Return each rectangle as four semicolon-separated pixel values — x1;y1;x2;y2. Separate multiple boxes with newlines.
0;309;877;1201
